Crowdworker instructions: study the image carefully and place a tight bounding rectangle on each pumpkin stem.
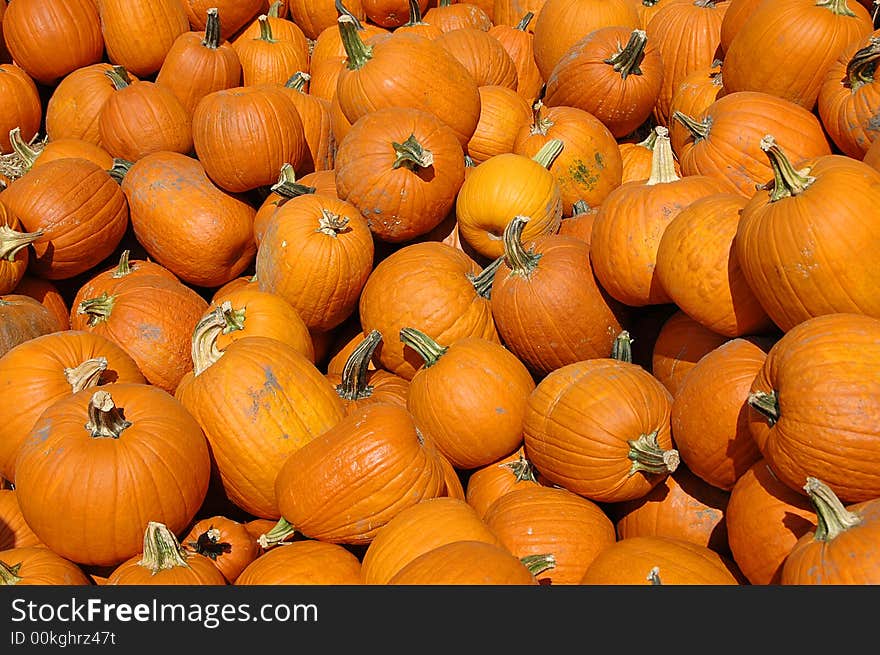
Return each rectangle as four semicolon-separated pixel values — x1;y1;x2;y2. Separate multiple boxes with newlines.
202;7;222;49
521;553;556;576
316;209;350;237
647;566;662;585
85;390;132;439
529;100;553;136
759;134;816;201
187;526;233;561
400;327;448;368
0;127;46;181
105;65;132;90
107;158;133;184
646;126;680;185
392;134;434;170
604;29;648;80
404;0;427;25
571;199;592;215
285;71;310;92
138;521;190;574
258;517;296;549
270;162;316;201
815;0;858;16
0;224;42;262
803;477;863;542
516;11;535;31
627;430;679;476
338;13;373;70
672;111;710;142
191;302;233;375
255;14;276;43
468;255;504;299
64;357;109;393
501;215;542;278
531;138;564;169
335;0;365;28
336;329;382;400
636;127;659;151
77;292;116;327
500;451;539;482
747;390;779;426
0;560;23;586
845;36;880;90
110;250;133;278
611;330;634;362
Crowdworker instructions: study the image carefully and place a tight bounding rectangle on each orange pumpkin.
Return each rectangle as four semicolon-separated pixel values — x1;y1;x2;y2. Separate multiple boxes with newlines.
235;539;363;584
0;64;41;154
0;489;42;550
389;539;542;584
98;0;190;77
487;12;544;103
0;547;91;585
182;516;261;583
0;294;58;359
651;310;729;396
465;447;544;519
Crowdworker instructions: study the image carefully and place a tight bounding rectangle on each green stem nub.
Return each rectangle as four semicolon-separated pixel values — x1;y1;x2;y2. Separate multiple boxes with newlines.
501;215;542;278
400;327;447;368
759;134;816;202
338;13;373;70
336;329;382;400
392;134;434;171
258;517;296;549
270;162;316;201
468;255;504;299
747;390;779;426
521;553;556;577
604;29;648;80
516;12;535;31
627;430;679;476
105;65;132;90
611;330;634;363
803;477;862;542
138;521;190;574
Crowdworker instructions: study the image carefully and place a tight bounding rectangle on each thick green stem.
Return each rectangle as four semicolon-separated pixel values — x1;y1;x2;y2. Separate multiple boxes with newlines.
257;517;296;549
399;327;447;368
748;390;779;426
335;0;365;27
516;12;535;31
501;215;542;277
336;329;382;400
256;14;275;42
532;138;564;169
611;330;634;363
0;560;22;585
521;553;556;576
604;29;647;79
672;111;710;141
108;158;132;184
803;477;863;542
759;134;816;202
85;390;132;439
104;65;132;90
338;13;373;70
816;0;858;16
501;451;538;482
571;199;592;215
0;225;42;261
191;302;232;376
64;357;109;394
468;255;504;299
138;522;190;574
202;7;221;49
285;71;310;92
187;526;232;561
404;0;426;25
270;162;316;199
77;292;116;327
627;430;679;476
267;1;283;18
845;36;880;90
316;210;350;237
392;134;434;170
111;250;132;278
647;566;662;585
646;126;679;185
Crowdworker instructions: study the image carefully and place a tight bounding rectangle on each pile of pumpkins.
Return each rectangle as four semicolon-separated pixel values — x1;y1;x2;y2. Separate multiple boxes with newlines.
0;0;878;586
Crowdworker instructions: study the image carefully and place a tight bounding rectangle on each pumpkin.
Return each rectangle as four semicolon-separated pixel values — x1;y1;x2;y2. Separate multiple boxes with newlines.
654;192;773;337
483;485;616;585
334;106;466;243
183;0;263;40
493;1;547;29
0;295;57;359
107;521;227;585
364;0;429;28
255;193;374;332
15;385;211;567
589;126;727;307
360;496;505;584
422;0;494;31
523;349;678;503
0;64;41;154
543;26;664;140
651;309;729;396
401;327;535;469
0;329;145;481
235;539;363;584
487;12;544;103
389;540;543;584
309;9;390;73
12;275;70;331
465;447;544;519
175;304;345;519
97;0;190;77
395;0;444;38
2;132;114;179
435;25;518;89
718;0;762;54
556;199;598;246
155;7;243;117
618;127;681;184
438;453;467;500
722;0;873;109
466;85;533;165
287;0;367;40
358;241;499;380
580;535;742;584
182;516;261;583
251;164;315;247
667;60;724;156
513;102;623;216
672;91;833;198
278;72;335;175
0;206;39;294
0;547;90;586
120;150;257;288
725;459;816;585
273;402;447;545
489;215;628;378
780;477;880;584
734;136;880;331
747;312;880;504
0;489;42;550
234;13;310;86
611;464;731;555
1;0;103;86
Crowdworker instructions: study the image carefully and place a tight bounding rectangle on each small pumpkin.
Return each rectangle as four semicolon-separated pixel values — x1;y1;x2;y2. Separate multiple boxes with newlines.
465;447;543;519
182;516;261;583
234;13;310;86
651;309;729;396
486;11;544;103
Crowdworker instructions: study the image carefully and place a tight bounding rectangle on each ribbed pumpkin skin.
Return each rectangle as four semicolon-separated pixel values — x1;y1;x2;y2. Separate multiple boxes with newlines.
389;540;539;585
466;85;533;165
176;336;345;519
182;516;261;583
235;540;364;585
0;295;58;359
670;338;767;491
465;447;544;519
0;547;91;585
651;310;729;397
97;0;191;77
748;313;880;504
30;139;114;172
0;330;145;481
493;0;548;29
435;26;518;89
278;79;335;175
0;64;42;153
2;0;104;86
121;151;257;288
234;16;310;87
483;486;616;585
523;358;677;503
668;61;724;156
0;490;43;550
274;403;447;545
70;254;178;320
725;460;816;585
722;0;873;109
13;276;70;332
184;0;263;40
487;19;544;103
108;552;227;586
422;2;494;32
358;242;499;380
288;0;367;40
580;535;742;584
14;384;211;567
361;497;505;585
0;158;129;280
734;153;880;331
